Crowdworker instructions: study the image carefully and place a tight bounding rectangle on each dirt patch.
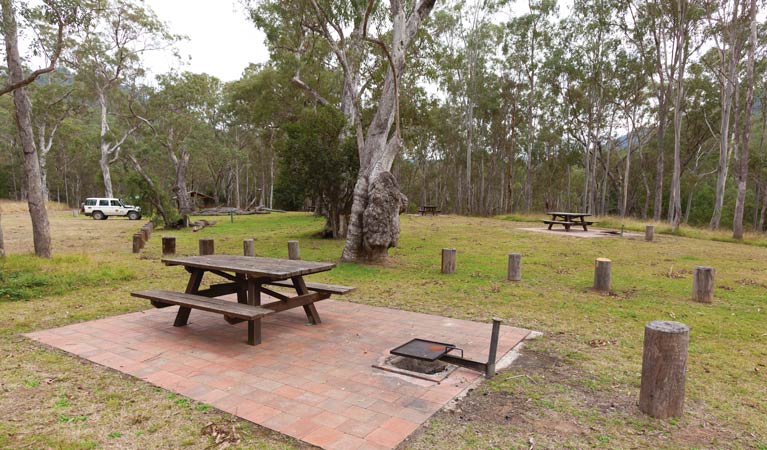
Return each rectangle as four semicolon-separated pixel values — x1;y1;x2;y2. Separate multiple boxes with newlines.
2;210;140;254
406;345;743;449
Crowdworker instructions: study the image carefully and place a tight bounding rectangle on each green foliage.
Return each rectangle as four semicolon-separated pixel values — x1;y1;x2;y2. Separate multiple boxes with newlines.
274;106;358;220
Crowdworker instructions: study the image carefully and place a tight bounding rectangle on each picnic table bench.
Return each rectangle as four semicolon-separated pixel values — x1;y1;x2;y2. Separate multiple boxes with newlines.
131;255;354;345
543;212;594;231
418;205;440;216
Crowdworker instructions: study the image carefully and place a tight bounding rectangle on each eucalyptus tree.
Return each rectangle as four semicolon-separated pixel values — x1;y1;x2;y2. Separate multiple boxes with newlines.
144;72;223;220
431;0;503;214
705;0;749;229
732;0;758;239
504;0;556;212
224;64;299;213
248;0;439;262
30;70;83;202
1;0;86;257
68;0;175;198
668;0;705;231
560;0;621;214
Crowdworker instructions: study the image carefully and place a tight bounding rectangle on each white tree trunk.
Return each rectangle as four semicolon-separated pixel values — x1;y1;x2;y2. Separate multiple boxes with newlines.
340;0;436;262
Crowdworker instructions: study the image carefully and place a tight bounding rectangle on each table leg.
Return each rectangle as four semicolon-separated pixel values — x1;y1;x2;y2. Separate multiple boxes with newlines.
174;269;203;327
247;277;261;345
292;276;321;325
236;274;247;304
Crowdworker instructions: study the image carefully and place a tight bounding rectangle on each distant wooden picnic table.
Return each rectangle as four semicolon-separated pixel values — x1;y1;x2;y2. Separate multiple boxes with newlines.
543;212;594;231
132;255;355;345
418;205;440;216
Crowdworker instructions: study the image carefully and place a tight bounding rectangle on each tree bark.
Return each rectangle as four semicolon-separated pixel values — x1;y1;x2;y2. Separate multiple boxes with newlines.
2;0;52;257
639;320;689;419
692;266;715;303
0;210;5;257
340;0;435;262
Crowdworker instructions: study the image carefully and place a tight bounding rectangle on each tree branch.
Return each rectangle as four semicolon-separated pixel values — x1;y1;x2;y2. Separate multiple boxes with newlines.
0;7;65;96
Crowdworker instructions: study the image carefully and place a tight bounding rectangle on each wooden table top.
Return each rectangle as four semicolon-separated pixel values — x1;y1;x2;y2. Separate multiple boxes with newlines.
162;255;336;279
546;212;592;217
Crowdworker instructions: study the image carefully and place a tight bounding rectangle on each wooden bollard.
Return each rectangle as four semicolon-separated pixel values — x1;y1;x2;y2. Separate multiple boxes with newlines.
132;234;142;253
645;225;654;242
441;248;457;274
692;266;715;303
507;253;522;281
243;239;255;257
199;238;214;255
162;236;176;256
593;258;612;292
639;321;690;418
288;240;300;260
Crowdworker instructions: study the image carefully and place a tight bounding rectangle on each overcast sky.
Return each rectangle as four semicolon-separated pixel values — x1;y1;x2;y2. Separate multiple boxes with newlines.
142;0;270;82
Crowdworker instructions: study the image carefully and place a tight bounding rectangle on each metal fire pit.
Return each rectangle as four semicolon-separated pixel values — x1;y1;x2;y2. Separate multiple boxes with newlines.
390;339;462;361
389;318;503;378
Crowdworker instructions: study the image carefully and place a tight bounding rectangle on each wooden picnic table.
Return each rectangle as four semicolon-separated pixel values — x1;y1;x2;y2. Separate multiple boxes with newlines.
543;212;594;231
131;255;355;345
418;205;439;216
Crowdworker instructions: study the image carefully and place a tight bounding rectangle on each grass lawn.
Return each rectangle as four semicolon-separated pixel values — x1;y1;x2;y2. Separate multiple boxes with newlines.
1;210;765;449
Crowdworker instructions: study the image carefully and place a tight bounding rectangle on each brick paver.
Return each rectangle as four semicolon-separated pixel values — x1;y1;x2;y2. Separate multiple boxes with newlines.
26;300;530;449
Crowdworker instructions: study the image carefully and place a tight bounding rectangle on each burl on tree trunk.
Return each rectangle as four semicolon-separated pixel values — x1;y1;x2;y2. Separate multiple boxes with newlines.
343;172;408;262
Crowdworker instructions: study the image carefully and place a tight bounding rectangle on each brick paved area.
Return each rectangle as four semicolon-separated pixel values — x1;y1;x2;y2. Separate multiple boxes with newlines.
26;300;531;449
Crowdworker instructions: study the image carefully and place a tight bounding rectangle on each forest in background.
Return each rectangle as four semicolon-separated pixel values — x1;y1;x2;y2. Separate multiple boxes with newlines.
1;0;766;242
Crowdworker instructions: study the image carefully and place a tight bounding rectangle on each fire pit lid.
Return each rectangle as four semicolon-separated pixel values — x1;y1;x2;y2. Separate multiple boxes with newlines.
390;338;457;361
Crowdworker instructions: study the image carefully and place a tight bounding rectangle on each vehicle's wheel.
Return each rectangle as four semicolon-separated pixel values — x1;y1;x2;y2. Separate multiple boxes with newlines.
92;211;105;220
127;211;139;220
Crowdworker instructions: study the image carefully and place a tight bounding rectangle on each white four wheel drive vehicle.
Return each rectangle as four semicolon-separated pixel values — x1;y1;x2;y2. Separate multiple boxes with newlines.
82;198;142;220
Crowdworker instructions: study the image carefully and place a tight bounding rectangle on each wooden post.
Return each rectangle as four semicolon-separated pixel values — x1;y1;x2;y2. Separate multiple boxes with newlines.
485;318;502;378
162;236;176;256
243;239;255;257
441;248;457;274
199;238;214;256
692;266;715;303
288;240;300;260
645;225;655;242
230;212;234;223
639;320;690;418
132;234;142;253
507;253;522;281
72;210;79;217
593;258;612;292
140;227;149;243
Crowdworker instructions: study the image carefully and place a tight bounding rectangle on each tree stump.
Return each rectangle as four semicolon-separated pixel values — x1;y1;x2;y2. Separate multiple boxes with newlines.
692;266;715;303
441;248;457;274
507;253;522;281
645;225;655;242
162;236;176;256
132;234;142;254
593;258;611;292
639;320;690;418
199;238;214;256
288;240;300;260
243;239;255;257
